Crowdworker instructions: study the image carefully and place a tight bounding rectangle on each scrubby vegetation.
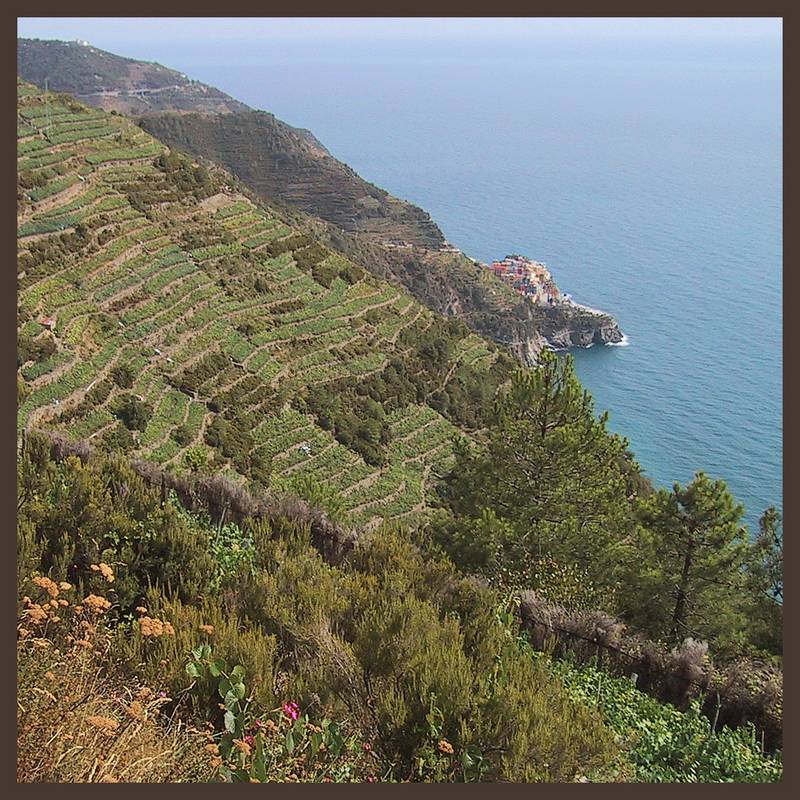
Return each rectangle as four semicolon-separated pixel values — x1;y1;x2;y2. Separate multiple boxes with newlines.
16;435;782;783
18;437;621;782
17;80;782;783
18;636;215;783
551;659;782;782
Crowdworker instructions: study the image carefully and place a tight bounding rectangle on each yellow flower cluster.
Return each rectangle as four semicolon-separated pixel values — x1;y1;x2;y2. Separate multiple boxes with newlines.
199;624;215;635
233;738;252;756
22;594;64;627
438;739;454;755
32;576;60;598
126;700;146;721
138;616;176;637
24;603;49;625
83;594;112;615
90;563;115;583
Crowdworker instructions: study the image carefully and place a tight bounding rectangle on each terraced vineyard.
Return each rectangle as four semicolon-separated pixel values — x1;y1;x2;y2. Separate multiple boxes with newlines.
17;80;514;529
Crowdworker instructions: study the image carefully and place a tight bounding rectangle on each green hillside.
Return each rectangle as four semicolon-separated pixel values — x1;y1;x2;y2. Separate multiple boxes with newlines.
16;78;782;784
18;39;624;364
17;80;515;529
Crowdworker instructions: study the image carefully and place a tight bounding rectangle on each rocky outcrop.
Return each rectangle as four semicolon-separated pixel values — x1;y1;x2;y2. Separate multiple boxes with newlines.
479;293;623;363
504;326;550;366
536;303;625;350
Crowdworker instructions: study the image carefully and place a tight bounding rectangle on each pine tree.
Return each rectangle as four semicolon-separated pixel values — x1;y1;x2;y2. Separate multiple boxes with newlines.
440;351;637;596
751;507;783;603
634;472;750;648
742;507;783;656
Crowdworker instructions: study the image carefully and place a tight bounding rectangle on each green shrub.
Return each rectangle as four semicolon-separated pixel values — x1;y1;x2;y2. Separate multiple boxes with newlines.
22;444;777;783
112;393;153;431
552;659;782;782
111;363;136;388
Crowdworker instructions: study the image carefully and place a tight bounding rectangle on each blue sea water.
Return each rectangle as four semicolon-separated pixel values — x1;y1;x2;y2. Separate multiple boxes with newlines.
26;24;781;528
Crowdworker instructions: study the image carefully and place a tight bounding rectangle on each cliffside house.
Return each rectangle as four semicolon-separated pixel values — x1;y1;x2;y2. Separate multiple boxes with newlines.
488;256;561;304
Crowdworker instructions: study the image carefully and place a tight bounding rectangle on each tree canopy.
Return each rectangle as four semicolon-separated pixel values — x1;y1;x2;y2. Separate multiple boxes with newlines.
435;352;638;601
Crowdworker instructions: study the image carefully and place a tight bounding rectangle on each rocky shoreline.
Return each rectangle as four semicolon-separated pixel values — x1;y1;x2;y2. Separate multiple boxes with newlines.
539;299;625;350
507;303;624;365
476;253;625;362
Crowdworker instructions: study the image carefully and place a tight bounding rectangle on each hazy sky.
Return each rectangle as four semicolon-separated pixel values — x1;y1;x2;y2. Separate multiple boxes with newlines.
18;17;782;46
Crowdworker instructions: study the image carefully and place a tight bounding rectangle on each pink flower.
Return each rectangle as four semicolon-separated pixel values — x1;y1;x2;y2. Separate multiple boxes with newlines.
244;735;255;747
254;719;263;728
362;742;372;752
367;776;376;783
282;702;300;720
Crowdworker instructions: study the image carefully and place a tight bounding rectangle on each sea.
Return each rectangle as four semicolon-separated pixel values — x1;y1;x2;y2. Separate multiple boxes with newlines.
26;23;782;528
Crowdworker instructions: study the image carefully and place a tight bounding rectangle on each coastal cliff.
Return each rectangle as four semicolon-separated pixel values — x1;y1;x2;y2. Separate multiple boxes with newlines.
534;302;624;351
486;297;623;365
17;38;624;366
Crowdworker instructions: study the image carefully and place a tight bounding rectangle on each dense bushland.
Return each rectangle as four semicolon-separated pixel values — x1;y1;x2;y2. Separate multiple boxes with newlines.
16;430;782;782
122;150;215;212
431;352;782;666
17;435;623;782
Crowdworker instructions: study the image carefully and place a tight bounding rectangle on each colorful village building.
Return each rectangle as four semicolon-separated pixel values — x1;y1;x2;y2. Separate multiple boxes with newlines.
486;256;561;304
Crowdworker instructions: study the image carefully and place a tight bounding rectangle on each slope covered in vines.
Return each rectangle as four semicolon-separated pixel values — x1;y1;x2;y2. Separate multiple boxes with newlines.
17;80;515;529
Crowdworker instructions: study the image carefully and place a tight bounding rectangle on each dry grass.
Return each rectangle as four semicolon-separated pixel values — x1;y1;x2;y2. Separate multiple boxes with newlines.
17;639;217;783
17;571;217;783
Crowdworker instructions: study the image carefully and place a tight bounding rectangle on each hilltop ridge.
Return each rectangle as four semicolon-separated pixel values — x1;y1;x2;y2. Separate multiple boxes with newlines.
18;38;623;363
17;38;250;115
